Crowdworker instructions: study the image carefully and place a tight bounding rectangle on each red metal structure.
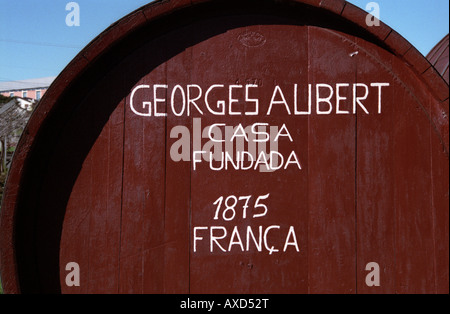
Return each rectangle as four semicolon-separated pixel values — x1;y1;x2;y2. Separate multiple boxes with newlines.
427;34;449;84
0;0;448;294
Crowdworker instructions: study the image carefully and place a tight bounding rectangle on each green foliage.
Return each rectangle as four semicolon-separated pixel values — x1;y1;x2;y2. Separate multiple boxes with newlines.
0;277;3;294
0;94;12;104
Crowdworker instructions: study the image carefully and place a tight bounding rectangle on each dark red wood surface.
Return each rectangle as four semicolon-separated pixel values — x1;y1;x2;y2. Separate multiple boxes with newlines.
427;34;449;84
1;0;448;294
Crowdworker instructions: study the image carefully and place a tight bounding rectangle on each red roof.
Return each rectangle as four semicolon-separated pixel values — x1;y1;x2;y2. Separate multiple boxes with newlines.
427;34;449;84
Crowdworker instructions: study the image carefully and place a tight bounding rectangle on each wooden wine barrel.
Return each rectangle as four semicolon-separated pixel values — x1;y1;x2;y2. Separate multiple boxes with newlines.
1;0;448;294
427;34;449;84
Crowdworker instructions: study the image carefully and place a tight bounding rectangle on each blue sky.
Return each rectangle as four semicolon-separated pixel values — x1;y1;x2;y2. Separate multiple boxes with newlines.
0;0;448;81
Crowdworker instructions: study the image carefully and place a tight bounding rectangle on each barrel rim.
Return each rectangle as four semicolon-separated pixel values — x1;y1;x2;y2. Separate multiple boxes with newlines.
1;0;448;294
426;33;449;84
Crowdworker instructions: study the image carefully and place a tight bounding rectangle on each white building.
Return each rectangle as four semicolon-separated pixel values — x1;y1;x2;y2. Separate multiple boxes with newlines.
0;77;56;100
